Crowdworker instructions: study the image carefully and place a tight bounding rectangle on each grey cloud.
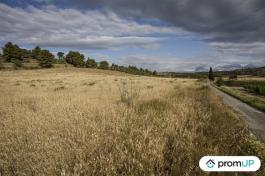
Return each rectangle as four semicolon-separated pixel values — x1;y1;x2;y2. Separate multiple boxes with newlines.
209;42;265;61
31;36;162;49
0;3;180;49
197;42;265;70
66;0;265;43
1;1;265;71
116;54;264;72
114;41;265;72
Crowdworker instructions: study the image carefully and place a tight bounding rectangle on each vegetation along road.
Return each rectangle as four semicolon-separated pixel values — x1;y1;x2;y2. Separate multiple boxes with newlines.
211;85;265;142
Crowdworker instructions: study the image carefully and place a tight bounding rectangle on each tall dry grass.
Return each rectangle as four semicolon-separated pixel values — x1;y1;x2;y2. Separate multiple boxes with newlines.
0;68;264;175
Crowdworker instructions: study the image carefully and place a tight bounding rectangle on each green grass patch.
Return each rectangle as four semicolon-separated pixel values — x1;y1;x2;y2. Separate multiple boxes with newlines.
223;80;265;95
220;86;265;112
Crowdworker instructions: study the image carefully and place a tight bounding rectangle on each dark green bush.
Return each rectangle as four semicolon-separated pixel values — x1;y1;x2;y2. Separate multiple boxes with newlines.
216;77;224;87
223;80;265;94
12;59;23;68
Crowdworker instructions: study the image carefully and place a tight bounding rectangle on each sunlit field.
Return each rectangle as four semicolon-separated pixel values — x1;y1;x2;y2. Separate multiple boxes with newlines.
0;68;264;175
238;75;265;81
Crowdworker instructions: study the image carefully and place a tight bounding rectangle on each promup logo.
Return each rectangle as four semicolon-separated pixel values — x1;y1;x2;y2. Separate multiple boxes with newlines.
199;156;261;172
206;159;215;168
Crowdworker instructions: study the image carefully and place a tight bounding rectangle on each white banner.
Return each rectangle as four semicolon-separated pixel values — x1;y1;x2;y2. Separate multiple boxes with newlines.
199;156;261;172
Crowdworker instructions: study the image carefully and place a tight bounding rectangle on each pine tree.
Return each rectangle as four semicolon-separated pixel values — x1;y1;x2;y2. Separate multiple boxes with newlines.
208;67;214;81
32;46;41;60
39;50;54;68
2;42;23;62
57;52;64;60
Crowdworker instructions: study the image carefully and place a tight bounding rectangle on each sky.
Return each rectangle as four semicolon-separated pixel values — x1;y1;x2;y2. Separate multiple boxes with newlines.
0;0;265;72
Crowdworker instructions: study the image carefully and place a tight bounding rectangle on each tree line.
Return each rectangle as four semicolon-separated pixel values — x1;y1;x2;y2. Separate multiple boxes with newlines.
0;42;157;76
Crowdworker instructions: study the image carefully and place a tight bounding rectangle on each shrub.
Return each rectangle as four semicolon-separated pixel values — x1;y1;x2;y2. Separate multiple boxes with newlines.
65;51;85;67
216;77;224;87
229;74;237;80
39;50;54;68
86;58;97;68
98;61;109;70
12;59;23;68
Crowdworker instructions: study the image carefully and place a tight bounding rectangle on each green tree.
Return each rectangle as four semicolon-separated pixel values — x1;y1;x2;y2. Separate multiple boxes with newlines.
98;61;109;70
57;52;64;60
20;49;31;60
55;52;65;64
39;50;54;68
13;59;23;68
86;58;97;68
208;67;214;81
65;51;85;67
2;42;23;62
32;46;41;60
110;64;119;70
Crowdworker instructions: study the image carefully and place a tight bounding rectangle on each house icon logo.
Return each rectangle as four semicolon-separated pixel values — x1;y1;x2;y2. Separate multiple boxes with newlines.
206;159;215;168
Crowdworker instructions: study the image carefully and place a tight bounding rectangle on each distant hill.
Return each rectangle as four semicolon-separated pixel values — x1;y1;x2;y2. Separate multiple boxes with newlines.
159;66;265;78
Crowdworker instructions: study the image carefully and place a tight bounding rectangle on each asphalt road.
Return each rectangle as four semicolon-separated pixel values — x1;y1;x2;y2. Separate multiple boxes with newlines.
211;86;265;143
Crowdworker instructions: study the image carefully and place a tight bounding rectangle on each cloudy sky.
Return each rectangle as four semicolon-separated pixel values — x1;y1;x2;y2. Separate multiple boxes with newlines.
1;0;265;72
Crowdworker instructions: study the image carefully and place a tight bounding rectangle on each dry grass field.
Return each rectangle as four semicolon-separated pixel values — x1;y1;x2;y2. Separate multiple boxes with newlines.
238;75;265;81
0;68;264;175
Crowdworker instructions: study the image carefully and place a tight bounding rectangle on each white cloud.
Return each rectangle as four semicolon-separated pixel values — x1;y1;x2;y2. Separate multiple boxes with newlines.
0;3;183;49
113;41;265;72
207;42;265;64
113;55;207;72
1;2;264;71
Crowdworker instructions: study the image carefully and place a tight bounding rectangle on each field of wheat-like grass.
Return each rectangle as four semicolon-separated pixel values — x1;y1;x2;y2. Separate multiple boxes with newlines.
0;68;264;175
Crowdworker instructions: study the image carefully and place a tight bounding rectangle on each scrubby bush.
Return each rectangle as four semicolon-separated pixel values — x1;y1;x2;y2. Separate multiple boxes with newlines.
98;61;109;70
216;77;224;87
12;59;23;68
86;58;97;68
65;51;85;67
32;46;41;60
229;74;237;80
3;42;24;62
39;50;54;68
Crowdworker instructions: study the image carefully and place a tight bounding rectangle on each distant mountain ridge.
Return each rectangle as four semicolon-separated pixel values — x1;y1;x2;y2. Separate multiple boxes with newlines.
194;63;259;73
214;63;257;71
159;66;265;78
217;66;265;77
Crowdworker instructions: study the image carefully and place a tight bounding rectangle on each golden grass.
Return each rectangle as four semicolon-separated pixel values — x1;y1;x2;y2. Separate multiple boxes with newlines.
238;75;265;81
0;68;264;175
